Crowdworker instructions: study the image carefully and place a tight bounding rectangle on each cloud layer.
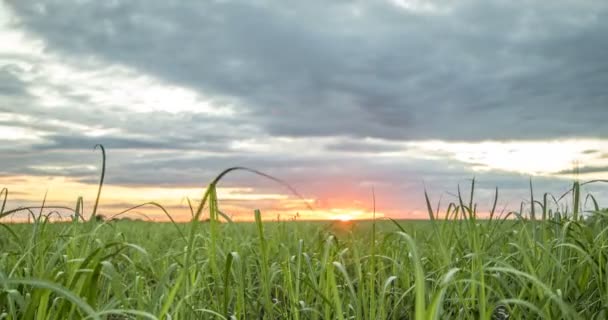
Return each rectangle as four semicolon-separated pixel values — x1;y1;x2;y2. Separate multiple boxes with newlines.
1;0;607;220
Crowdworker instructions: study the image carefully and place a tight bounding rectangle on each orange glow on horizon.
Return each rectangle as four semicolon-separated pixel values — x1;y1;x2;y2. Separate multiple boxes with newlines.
326;208;381;222
334;214;353;222
0;174;388;222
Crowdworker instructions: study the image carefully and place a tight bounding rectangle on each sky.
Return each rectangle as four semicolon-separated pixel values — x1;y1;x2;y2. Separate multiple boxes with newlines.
1;0;607;222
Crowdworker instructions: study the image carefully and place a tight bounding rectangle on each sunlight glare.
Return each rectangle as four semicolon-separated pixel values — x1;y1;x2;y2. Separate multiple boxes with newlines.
409;139;608;176
334;214;353;222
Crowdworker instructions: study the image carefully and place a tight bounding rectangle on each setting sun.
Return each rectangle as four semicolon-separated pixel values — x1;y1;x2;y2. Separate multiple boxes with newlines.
333;214;353;222
327;209;379;222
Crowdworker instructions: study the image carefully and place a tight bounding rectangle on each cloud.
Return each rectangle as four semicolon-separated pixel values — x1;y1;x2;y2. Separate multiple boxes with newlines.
30;133;234;152
1;0;608;219
325;139;408;153
555;166;608;175
5;0;608;141
583;149;600;154
0;65;28;96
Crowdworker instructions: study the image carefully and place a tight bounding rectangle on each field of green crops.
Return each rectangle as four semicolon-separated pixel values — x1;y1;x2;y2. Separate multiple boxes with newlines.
1;162;608;319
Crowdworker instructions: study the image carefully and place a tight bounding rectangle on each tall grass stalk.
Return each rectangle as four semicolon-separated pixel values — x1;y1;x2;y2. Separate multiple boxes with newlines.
1;147;608;319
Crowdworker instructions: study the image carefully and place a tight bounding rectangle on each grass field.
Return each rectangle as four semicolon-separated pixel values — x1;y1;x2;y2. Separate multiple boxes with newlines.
2;159;608;319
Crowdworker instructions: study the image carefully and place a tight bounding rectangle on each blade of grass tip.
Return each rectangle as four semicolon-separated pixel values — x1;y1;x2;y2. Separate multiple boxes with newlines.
5;278;100;320
423;191;449;265
435;195;443;220
74;196;84;222
424;189;435;221
192;167;250;222
369;187;377;319
489;187;499;222
254;209;273;316
0;206;75;220
378;275;397;319
388;218;406;233
39;190;48;221
238;167;315;212
193;167;314;220
542;193;549;221
223;252;235;317
320;235;335;320
293;239;303;320
0;189;20;245
529;178;536;221
394;232;426;320
0;187;7;214
469;178;475;218
208;185;221;282
300;276;334;310
158;169;238;319
158;274;187;317
444;203;457;222
163;166;312;319
457;184;468;221
217;210;233;223
111;202;186;240
27;207;35;223
209;183;219;222
91;144;106;222
232;251;245;318
573;181;580;220
532;200;545;214
327;261;344;320
467;178;485;316
548;193;560;210
187;197;195;219
556;179;608;203
487;267;578;317
332;261;358;310
428;268;460;320
585;194;599;212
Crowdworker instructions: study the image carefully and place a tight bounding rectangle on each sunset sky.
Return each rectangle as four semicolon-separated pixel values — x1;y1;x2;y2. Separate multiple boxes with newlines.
1;0;607;222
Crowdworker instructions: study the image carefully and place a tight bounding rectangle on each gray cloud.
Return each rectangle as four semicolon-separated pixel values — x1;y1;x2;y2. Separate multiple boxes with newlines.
555;166;608;175
6;0;608;141
32;134;181;150
583;149;599;154
325;140;406;153
30;133;233;152
0;65;28;96
2;0;608;218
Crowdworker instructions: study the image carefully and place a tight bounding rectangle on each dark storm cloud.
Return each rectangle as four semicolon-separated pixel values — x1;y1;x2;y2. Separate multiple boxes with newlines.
6;0;608;141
